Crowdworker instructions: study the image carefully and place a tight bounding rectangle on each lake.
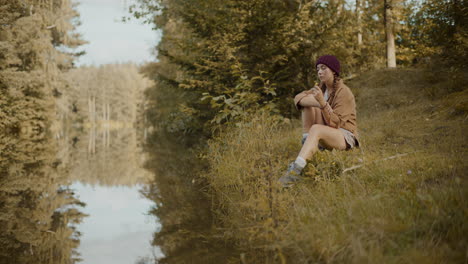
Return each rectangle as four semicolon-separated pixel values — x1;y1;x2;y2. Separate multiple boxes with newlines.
0;127;237;263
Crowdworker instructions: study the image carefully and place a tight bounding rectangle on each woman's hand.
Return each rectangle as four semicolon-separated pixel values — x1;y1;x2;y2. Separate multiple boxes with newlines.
310;86;326;108
295;90;320;108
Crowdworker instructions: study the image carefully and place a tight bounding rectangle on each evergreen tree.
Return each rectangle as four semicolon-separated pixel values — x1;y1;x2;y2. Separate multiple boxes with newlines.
132;0;363;135
62;63;150;126
409;0;468;68
0;1;86;262
0;135;86;264
131;0;466;136
0;0;85;133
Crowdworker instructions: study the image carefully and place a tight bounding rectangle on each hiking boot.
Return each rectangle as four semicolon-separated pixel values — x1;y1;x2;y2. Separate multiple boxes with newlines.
279;162;303;187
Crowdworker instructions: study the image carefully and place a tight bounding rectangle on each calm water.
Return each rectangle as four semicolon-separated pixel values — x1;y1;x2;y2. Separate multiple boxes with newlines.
0;127;237;264
71;183;163;264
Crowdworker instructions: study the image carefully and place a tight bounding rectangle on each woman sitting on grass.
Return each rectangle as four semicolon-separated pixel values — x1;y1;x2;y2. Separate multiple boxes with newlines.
279;55;359;186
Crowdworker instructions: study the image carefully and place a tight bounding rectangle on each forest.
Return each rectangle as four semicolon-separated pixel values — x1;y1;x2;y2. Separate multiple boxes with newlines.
129;0;467;262
130;0;466;135
0;1;150;263
1;1;85;262
0;0;467;263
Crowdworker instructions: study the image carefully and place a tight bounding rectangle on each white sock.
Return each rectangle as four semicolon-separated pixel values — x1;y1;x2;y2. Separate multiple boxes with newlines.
294;156;307;169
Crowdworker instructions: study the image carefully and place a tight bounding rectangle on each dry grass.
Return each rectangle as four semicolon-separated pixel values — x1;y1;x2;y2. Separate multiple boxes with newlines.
202;68;468;263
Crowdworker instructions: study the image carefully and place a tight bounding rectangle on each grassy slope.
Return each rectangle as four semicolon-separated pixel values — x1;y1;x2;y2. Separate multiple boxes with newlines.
203;69;467;263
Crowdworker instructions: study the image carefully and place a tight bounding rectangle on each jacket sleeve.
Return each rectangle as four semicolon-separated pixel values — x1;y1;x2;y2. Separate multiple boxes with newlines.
321;90;355;129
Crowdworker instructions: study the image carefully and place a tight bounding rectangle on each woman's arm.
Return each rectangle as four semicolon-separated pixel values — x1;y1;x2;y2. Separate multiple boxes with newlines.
296;93;321;108
294;88;322;109
320;90;355;129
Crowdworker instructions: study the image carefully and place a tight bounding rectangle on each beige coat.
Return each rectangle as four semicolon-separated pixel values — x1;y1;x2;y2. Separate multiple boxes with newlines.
294;80;359;143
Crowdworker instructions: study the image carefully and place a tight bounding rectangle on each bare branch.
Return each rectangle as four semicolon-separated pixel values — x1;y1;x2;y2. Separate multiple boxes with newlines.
343;151;421;174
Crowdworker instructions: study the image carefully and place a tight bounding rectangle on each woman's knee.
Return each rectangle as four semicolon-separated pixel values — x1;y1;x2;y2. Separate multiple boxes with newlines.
303;106;321;115
308;124;326;138
309;124;325;132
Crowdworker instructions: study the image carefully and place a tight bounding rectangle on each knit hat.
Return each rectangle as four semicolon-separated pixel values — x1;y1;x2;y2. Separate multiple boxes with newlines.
316;55;340;76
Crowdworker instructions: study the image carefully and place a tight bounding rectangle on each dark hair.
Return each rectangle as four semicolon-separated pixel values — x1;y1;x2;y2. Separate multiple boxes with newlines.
320;72;341;94
332;72;340;91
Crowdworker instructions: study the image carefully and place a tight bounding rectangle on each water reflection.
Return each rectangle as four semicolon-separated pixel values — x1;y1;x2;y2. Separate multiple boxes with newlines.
72;183;162;264
1;125;240;263
56;127;151;186
142;131;240;263
0;133;85;264
56;126;162;263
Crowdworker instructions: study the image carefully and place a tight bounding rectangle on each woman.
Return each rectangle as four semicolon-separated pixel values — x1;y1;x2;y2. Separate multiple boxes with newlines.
279;55;359;186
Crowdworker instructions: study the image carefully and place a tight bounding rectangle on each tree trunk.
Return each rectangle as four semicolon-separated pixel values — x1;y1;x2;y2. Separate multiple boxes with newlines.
106;124;110;147
336;0;344;16
92;96;96;124
88;96;92;124
453;0;461;28
88;95;97;124
131;96;136;124
106;103;110;122
102;100;106;123
88;127;96;154
356;0;362;46
384;0;396;68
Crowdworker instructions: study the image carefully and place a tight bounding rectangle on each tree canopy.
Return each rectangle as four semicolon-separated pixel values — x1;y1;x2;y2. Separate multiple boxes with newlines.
0;0;85;133
131;0;467;136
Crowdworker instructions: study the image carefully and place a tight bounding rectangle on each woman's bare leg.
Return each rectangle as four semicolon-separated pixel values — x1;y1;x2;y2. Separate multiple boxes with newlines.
280;115;346;185
299;124;346;160
302;107;326;133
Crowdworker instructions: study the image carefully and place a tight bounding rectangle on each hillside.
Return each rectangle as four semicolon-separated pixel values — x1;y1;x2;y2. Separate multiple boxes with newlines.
202;68;467;263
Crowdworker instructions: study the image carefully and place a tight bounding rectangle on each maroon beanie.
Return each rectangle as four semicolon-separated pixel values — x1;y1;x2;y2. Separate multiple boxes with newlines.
316;55;340;76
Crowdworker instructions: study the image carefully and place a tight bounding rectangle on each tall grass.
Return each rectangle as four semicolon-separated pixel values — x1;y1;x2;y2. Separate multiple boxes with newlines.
202;69;467;263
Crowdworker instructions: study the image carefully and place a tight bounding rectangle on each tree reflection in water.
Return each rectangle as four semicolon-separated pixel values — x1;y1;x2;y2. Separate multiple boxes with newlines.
142;131;240;263
0;133;86;264
60;126;159;264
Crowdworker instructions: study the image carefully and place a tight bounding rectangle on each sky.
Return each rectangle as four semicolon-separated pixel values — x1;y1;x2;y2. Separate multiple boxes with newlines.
75;0;161;66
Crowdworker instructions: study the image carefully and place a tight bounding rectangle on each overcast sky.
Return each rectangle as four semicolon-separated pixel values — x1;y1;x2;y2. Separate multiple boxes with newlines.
75;0;161;66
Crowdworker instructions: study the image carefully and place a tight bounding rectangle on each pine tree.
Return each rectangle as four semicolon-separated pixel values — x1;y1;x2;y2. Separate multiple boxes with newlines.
62;63;150;126
132;0;364;134
0;0;85;133
0;134;86;264
132;0;464;135
0;1;86;262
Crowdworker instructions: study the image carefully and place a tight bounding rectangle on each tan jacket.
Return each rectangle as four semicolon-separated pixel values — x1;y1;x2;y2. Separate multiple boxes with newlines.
294;80;359;143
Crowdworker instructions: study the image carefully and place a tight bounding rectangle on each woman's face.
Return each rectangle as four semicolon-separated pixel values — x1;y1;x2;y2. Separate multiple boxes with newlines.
316;64;334;84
